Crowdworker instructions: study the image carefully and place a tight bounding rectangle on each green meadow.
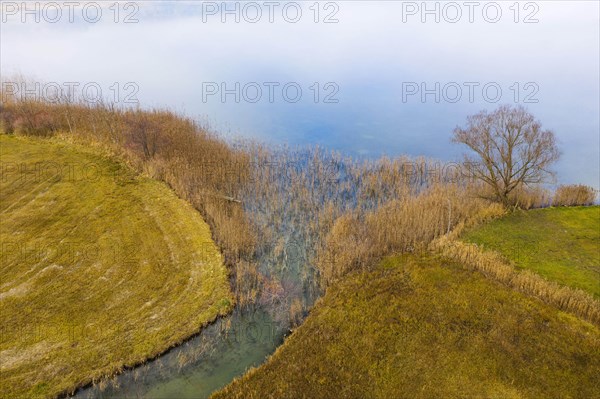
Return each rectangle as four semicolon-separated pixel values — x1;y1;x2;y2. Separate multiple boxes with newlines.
213;254;600;399
463;206;600;297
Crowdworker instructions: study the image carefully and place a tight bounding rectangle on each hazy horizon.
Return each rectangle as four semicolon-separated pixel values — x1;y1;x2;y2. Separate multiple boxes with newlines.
2;1;598;190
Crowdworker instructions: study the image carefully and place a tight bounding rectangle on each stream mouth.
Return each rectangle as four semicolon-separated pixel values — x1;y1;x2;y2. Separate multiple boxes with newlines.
71;308;286;399
71;147;414;399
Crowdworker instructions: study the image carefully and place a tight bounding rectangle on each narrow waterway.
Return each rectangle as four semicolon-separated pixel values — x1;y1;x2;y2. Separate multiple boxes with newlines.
71;148;410;399
72;308;287;399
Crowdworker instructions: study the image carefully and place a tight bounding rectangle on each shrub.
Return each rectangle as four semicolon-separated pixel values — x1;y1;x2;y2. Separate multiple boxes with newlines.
553;184;597;206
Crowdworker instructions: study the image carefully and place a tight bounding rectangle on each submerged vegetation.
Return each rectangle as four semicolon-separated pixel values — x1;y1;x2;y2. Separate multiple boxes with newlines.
1;83;501;327
0;135;232;399
212;255;600;399
1;80;599;398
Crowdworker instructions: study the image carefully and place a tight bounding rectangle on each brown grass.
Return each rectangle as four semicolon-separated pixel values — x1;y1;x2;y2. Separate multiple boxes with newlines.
212;255;600;399
316;183;504;287
553;184;597;206
3;77;597;334
1;83;257;304
508;184;553;209
430;234;600;326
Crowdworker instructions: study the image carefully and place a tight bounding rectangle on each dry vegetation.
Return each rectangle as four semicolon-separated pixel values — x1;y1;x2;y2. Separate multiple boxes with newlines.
212;255;600;399
315;184;504;286
2;79;599;398
1;82;256;305
553;184;597;206
430;235;600;326
2;85;595;314
452;105;560;207
0;83;503;326
506;184;553;209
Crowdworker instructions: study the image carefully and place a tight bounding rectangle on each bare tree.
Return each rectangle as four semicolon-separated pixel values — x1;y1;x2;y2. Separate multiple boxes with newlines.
453;105;560;206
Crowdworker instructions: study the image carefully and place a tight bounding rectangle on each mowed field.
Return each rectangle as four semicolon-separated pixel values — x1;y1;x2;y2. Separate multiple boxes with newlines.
0;135;233;399
463;206;600;297
212;255;600;399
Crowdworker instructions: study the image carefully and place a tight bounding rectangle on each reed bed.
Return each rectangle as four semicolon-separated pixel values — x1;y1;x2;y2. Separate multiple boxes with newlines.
2;77;597;330
430;235;600;326
553;184;597;206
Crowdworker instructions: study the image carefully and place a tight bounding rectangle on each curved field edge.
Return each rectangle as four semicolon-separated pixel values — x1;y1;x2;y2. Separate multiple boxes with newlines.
0;134;233;399
211;255;600;399
461;206;600;297
431;234;600;326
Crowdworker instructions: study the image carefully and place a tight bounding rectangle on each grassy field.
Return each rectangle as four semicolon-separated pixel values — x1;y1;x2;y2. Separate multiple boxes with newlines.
212;255;600;399
0;134;233;399
462;206;600;297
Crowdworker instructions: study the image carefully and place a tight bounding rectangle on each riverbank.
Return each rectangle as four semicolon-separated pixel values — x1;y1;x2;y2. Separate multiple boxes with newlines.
212;254;600;399
0;134;233;399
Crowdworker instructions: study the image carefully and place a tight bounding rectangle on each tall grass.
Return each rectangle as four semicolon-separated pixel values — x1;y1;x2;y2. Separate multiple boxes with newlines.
1;85;490;321
553;184;597;206
1;80;257;308
509;184;553;209
316;184;501;286
2;77;597;330
430;233;600;326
